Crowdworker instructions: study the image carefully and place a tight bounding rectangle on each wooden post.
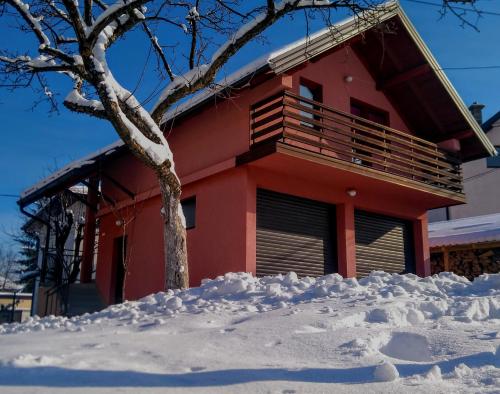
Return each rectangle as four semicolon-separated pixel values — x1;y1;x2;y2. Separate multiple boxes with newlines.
336;202;356;278
80;176;99;283
442;247;450;272
413;213;431;277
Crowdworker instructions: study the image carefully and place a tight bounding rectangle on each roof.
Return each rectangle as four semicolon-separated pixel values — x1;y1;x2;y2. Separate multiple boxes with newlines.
482;111;500;133
18;1;496;206
428;213;500;248
18;140;125;208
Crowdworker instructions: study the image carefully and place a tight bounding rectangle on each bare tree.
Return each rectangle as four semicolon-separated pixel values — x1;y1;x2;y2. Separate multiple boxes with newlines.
1;0;390;290
0;246;18;290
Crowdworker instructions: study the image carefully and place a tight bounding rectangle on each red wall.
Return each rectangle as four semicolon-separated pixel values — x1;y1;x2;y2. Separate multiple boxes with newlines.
94;45;437;302
290;48;411;133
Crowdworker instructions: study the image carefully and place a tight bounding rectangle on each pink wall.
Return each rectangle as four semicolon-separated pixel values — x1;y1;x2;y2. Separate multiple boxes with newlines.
290;48;411;133
96;196;164;303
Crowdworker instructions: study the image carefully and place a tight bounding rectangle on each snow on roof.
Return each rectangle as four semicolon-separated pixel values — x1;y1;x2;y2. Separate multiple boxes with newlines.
428;213;500;248
0;276;23;292
19;140;124;203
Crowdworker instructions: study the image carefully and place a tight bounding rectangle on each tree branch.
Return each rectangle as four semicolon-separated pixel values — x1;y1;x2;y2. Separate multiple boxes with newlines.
5;0;50;46
64;90;108;119
142;22;174;81
86;0;150;45
151;0;364;122
84;0;93;26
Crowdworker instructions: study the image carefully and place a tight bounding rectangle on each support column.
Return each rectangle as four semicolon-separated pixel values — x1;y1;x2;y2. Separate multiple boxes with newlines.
80;176;99;283
413;213;431;277
336;202;356;278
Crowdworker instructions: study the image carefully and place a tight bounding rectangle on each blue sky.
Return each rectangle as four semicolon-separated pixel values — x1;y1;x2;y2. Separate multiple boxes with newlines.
1;0;499;249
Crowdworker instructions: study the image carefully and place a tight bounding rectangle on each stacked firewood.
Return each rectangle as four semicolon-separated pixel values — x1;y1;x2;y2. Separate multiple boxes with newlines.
430;247;500;280
430;253;444;275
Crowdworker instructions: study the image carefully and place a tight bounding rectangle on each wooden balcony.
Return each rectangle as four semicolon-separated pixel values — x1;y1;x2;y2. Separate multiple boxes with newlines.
243;91;463;197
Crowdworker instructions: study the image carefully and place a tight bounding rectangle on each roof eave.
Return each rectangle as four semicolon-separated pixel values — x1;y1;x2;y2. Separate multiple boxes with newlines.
394;7;497;158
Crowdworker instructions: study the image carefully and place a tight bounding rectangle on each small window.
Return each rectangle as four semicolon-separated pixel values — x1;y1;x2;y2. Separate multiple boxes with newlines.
299;79;322;129
181;197;196;229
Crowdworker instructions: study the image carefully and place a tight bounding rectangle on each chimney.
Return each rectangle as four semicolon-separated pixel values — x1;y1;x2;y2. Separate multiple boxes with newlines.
469;102;485;125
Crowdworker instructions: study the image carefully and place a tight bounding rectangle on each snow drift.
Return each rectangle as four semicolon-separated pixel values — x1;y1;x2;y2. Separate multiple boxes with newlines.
2;271;499;335
0;271;499;393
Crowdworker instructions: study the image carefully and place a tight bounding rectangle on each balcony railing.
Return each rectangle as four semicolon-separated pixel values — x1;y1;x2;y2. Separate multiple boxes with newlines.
249;91;463;194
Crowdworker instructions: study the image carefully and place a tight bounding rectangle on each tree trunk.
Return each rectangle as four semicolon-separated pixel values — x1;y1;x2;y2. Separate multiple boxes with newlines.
158;172;189;289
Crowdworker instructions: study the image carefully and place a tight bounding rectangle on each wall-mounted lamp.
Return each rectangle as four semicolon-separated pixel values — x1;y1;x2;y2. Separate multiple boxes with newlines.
115;219;124;227
344;75;353;83
346;188;357;197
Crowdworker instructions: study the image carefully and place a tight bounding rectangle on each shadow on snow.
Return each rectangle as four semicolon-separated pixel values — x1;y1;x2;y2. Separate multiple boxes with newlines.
0;351;496;388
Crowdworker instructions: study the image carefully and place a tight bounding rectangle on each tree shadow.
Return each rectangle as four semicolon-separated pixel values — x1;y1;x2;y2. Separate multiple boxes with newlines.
0;351;496;388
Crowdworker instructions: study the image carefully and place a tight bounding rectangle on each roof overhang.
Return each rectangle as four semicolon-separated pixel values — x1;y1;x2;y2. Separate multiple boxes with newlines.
429;213;500;248
18;141;126;208
265;2;496;160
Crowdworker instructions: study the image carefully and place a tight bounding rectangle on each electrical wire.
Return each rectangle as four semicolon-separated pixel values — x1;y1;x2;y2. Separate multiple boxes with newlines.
402;0;500;16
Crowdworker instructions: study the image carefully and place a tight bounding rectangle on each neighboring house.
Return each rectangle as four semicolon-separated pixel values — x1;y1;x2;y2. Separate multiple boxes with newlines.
0;292;32;323
17;3;496;309
22;187;103;316
429;107;500;222
429;213;500;279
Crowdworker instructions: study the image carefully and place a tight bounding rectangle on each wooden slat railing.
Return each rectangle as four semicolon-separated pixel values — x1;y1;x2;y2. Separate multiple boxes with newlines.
249;91;463;194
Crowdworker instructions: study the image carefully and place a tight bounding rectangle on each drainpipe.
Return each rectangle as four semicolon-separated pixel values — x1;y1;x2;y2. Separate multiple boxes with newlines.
80;177;99;283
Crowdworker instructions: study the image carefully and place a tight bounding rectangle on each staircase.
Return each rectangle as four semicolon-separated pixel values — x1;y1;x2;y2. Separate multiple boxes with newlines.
66;283;106;317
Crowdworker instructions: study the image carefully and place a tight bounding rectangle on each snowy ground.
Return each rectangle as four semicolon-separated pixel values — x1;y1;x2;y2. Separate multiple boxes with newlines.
0;271;499;394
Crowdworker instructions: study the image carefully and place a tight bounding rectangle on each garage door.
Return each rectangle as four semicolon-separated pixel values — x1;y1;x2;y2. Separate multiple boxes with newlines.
256;189;335;277
354;210;415;277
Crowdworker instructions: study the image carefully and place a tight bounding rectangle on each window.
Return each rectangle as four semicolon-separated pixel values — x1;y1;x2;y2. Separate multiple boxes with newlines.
299;79;322;129
181;197;196;229
350;99;390;167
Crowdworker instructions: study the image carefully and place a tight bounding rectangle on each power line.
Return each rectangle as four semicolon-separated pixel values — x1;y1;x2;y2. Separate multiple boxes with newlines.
439;65;500;70
0;194;18;198
402;0;500;16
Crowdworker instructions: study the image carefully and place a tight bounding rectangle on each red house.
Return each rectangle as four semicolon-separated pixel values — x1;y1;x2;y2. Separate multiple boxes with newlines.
19;3;496;313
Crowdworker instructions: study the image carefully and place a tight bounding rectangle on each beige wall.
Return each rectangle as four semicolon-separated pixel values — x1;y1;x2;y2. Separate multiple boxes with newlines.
429;119;500;221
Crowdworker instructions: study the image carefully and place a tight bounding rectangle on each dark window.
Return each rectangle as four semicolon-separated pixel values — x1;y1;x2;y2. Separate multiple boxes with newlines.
181;197;196;230
299;79;322;128
350;99;390;167
113;236;126;304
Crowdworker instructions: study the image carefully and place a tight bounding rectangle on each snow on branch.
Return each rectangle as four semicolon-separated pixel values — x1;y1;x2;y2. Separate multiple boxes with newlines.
0;54;78;75
150;0;351;122
85;0;149;44
5;0;50;48
64;88;108;119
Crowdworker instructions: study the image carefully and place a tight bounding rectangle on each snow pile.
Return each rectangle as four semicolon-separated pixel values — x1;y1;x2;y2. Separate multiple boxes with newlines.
0;271;499;393
2;271;499;335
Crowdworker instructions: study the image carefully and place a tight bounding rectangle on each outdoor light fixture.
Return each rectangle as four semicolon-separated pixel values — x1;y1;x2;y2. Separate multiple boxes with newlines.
344;75;353;83
346;188;357;197
115;219;123;227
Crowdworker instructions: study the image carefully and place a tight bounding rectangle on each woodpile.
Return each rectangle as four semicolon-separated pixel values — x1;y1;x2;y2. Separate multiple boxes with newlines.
431;245;500;280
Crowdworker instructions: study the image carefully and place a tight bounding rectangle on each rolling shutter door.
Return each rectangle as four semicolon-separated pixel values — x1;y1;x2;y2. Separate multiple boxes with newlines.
256;189;335;277
354;210;415;277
